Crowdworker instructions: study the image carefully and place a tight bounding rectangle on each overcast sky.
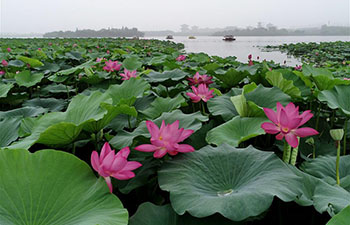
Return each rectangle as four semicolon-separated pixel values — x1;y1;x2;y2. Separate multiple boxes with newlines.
0;0;349;33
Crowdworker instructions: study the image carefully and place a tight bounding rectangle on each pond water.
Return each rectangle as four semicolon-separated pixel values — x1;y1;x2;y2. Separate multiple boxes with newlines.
144;36;350;66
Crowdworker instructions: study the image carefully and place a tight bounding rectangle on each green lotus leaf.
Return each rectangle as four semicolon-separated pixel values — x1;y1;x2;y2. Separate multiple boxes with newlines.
41;84;76;94
8;59;24;67
139;94;185;119
56;60;94;75
123;56;142;70
206;116;268;147
191;53;210;64
158;144;302;221
106;78;150;106
23;98;66;112
109;110;208;149
130;202;240;225
300;155;350;191
318;85;350;116
9;91;112;149
0;83;14;98
0;106;46;119
326;205;350;225
213;68;249;88
17;55;44;67
207;95;238;121
313;182;350;216
148;55;167;66
244;84;292;109
0;149;128;225
145;69;188;83
266;71;301;98
15;70;44;87
0;118;21;147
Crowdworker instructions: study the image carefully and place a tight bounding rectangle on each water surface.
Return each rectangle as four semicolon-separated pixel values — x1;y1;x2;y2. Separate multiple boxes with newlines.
144;36;350;66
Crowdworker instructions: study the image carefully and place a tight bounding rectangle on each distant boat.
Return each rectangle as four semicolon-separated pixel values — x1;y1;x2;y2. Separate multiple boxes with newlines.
166;35;174;39
223;35;236;41
188;36;196;39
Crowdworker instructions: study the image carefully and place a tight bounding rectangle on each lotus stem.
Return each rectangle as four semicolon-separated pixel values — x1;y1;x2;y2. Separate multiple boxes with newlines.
201;101;206;115
128;115;132;129
282;141;291;163
66;85;70;98
344;118;348;155
72;142;76;155
290;138;300;165
312;145;316;159
315;102;321;131
336;140;341;185
330;110;335;128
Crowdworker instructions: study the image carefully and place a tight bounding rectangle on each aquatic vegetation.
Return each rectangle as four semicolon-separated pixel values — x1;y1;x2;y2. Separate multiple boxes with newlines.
0;38;349;224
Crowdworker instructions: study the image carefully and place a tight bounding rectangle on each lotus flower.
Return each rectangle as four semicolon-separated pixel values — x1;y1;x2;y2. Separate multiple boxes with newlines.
187;72;213;86
0;71;5;76
248;54;252;60
91;142;142;193
38;48;42;51
48;42;52;46
1;60;8;67
261;102;319;148
96;57;103;62
295;65;302;70
248;60;254;66
73;43;78;48
120;69;137;80
186;84;214;103
103;60;122;72
344;78;350;80
135;120;194;158
176;55;186;61
7;48;11;52
106;50;110;54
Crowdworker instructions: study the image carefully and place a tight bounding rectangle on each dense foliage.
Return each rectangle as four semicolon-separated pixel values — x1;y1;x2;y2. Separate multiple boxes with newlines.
0;38;349;225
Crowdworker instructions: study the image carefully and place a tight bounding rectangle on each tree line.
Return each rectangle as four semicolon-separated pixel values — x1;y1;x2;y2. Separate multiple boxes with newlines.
43;27;144;38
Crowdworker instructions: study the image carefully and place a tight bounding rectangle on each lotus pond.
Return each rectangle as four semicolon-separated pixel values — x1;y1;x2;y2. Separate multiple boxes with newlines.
0;38;350;225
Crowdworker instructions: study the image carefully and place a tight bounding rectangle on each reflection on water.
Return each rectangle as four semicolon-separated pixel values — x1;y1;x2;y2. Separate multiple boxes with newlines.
144;36;350;66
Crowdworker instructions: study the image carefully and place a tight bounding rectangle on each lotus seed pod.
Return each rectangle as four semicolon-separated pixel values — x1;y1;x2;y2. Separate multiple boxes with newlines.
330;129;344;141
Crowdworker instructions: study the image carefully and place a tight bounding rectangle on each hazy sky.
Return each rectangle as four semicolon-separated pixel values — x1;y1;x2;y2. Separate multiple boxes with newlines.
0;0;349;33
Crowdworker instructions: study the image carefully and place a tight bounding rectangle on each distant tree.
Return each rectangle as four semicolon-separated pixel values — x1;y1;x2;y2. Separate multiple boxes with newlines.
191;26;199;31
181;24;190;32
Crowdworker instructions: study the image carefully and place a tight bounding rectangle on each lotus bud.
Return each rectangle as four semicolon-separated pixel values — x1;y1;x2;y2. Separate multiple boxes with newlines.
305;137;314;145
330;129;344;141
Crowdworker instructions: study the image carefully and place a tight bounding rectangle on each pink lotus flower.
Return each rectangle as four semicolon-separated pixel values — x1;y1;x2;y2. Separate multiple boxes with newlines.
7;48;11;52
96;57;103;62
187;72;213;86
103;60;122;72
120;69;137;80
261;102;319;148
186;84;214;103
248;54;252;60
48;42;52;46
176;55;186;61
97;45;100;49
73;43;78;48
38;48;42;51
106;50;110;54
1;60;8;67
91;142;142;193
295;65;302;70
248;60;254;66
344;78;350;80
135;120;194;158
0;71;5;76
16;71;20;74
315;52;319;56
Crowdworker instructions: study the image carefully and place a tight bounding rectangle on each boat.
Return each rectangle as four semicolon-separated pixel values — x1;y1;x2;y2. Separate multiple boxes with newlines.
166;35;174;39
223;35;236;41
188;36;196;39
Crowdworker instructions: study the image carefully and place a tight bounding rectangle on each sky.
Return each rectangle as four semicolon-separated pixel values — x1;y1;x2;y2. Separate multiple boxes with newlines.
0;0;349;34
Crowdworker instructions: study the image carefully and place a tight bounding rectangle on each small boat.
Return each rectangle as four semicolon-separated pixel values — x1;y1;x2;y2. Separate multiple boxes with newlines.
223;35;236;41
188;36;196;39
166;35;174;39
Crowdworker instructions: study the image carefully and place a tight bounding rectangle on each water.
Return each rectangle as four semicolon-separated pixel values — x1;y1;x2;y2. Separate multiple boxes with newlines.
144;36;350;66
